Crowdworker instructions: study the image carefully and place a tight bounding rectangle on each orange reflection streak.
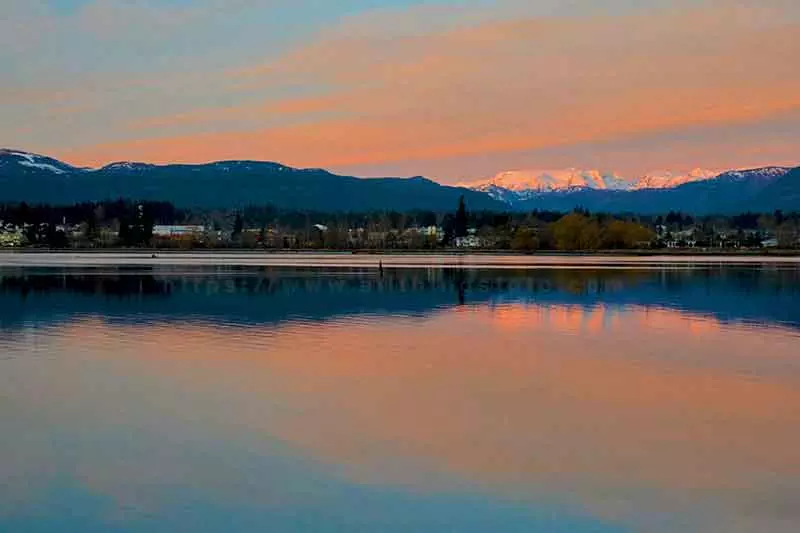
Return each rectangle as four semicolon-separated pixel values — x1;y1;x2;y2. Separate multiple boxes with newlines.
485;304;720;337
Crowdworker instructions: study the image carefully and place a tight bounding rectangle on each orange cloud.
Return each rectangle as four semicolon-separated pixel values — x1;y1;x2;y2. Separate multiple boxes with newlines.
40;3;800;177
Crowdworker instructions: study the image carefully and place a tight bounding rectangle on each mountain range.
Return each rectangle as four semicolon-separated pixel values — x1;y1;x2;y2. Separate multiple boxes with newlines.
1;149;798;214
462;166;798;214
460;168;719;195
0;149;501;212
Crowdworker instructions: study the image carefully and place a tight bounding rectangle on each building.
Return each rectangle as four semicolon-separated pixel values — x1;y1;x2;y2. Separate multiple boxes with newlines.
420;226;442;237
666;239;697;249
454;235;485;249
153;225;206;238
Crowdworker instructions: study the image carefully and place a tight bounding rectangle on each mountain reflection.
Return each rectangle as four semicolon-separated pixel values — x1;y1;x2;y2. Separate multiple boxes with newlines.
1;266;799;331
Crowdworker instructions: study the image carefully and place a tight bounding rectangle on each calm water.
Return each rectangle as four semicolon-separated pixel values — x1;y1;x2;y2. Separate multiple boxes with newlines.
1;265;799;533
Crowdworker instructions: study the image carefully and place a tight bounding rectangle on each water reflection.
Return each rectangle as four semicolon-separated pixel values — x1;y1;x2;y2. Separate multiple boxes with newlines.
1;267;799;533
2;266;800;331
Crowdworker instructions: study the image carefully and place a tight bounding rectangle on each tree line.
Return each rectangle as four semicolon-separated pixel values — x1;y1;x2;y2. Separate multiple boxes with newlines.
1;198;798;250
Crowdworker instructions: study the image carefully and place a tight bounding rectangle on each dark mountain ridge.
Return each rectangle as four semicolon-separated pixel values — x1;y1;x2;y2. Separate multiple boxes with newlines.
1;149;798;213
0;149;502;212
507;166;799;214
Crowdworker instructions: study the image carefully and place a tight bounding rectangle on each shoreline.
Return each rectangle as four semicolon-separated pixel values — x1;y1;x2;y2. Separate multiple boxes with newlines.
1;250;800;268
3;247;800;256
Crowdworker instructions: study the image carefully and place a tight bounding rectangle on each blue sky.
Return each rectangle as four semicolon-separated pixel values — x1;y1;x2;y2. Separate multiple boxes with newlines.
2;0;798;182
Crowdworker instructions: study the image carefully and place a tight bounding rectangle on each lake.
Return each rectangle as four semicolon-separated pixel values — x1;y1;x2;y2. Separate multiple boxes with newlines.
1;262;799;532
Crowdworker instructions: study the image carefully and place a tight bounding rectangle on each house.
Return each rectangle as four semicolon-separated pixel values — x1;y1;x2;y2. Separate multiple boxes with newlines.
664;228;699;248
153;225;206;238
666;239;697;249
418;226;445;243
56;224;82;238
420;226;442;237
455;235;484;249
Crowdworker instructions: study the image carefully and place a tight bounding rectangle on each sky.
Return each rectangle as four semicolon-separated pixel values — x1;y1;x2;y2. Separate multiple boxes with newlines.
1;0;798;183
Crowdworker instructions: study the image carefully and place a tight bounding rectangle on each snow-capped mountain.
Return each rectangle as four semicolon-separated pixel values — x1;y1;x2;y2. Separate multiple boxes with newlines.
460;167;722;202
466;166;795;214
631;168;719;190
0;149;79;175
714;166;790;183
99;161;157;172
1;148;797;213
461;169;632;195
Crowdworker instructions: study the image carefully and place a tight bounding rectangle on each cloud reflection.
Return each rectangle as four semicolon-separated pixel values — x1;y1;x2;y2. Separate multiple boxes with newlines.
4;301;798;532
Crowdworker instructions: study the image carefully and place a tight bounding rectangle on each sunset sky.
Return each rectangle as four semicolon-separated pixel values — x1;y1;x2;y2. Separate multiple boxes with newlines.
2;0;799;183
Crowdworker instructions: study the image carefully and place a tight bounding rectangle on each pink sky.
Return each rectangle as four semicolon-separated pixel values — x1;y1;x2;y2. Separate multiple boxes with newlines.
2;1;799;183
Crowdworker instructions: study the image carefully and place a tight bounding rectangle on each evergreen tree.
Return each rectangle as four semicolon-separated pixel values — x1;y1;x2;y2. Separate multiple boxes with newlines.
233;213;244;238
259;225;267;248
118;219;132;247
141;214;154;246
24;224;38;245
85;211;98;245
454;196;468;238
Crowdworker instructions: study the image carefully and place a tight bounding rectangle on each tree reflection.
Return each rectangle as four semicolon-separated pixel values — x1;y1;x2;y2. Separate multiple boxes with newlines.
1;266;798;330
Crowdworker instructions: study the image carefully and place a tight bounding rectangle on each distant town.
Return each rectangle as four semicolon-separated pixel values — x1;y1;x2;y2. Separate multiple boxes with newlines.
1;198;799;252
